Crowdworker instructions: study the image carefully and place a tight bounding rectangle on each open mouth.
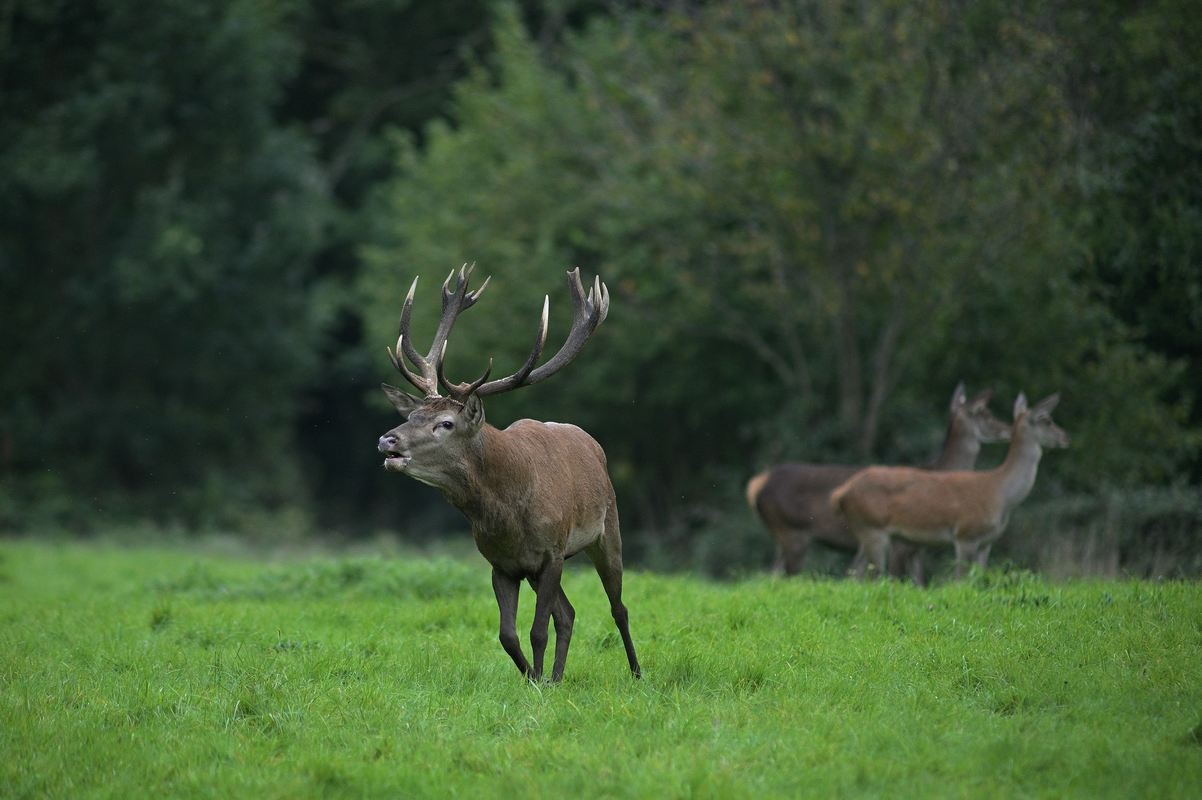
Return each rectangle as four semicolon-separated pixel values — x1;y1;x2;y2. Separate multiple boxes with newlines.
382;453;412;470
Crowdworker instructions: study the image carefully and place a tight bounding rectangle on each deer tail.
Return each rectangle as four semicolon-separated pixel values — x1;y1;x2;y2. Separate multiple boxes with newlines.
745;471;770;513
829;479;852;517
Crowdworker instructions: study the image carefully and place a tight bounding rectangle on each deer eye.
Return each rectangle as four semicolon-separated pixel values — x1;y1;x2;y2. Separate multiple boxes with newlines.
436;420;454;431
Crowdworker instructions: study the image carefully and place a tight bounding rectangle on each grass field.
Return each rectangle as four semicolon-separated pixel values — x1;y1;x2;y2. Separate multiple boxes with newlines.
1;539;1200;798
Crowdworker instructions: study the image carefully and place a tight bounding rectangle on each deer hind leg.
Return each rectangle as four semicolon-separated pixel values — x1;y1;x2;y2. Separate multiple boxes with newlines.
975;543;993;570
777;529;811;576
491;568;531;678
889;540;927;586
771;544;785;576
852;529;890;580
587;506;641;678
849;546;867;578
953;538;981;578
907;549;928;587
526;556;565;682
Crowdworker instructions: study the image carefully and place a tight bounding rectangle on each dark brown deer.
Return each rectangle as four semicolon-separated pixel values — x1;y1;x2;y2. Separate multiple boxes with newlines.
376;265;639;682
834;393;1069;578
745;384;1010;582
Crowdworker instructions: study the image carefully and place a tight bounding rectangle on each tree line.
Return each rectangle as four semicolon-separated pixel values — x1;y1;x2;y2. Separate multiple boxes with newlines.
2;0;1199;574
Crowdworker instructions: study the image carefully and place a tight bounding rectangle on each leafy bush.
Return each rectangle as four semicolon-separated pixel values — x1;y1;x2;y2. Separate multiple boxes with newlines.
1000;486;1202;578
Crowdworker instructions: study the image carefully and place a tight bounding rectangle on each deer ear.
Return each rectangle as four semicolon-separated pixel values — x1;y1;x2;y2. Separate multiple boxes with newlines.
381;383;422;418
462;393;486;428
1013;392;1028;419
950;381;968;411
968;388;993;410
1032;393;1060;415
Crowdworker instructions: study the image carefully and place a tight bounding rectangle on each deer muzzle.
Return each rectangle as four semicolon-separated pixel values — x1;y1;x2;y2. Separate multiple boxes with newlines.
378;434;412;471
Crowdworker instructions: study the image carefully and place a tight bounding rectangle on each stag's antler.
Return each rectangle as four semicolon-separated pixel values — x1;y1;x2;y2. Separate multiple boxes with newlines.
387;265;609;402
440;267;609;400
387;263;490;397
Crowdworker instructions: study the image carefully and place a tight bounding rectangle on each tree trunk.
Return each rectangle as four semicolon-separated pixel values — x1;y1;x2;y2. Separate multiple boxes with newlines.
859;302;905;457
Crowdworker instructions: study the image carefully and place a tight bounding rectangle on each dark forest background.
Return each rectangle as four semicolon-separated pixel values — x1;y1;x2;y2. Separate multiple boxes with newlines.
2;0;1200;577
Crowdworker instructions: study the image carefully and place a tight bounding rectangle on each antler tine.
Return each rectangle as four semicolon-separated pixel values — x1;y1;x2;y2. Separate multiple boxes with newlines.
438;336;496;399
388;276;439;396
387;266;491;398
387;335;433;395
424;263;489;387
595;274;610;324
396;277;427;375
472;267;607;398
396;265;608;402
438;263;488;306
467;274;491;305
520;267;607;384
442;294;549;400
438;267;460;310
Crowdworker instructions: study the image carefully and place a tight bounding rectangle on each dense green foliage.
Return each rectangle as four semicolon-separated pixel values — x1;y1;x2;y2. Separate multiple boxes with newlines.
1;1;1199;572
2;541;1201;796
361;1;1200;563
1069;0;1202;392
0;0;330;524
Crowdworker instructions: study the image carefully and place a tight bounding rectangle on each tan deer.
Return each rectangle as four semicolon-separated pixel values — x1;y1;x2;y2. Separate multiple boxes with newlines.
746;384;1010;582
832;393;1069;579
376;265;639;682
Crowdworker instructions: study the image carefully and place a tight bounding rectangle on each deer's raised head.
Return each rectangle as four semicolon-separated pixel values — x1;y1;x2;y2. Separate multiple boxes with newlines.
1012;392;1070;449
949;382;1011;445
376;264;609;490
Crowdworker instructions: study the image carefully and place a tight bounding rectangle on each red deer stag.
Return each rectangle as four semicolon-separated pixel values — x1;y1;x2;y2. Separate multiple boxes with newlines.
745;383;1010;582
832;393;1069;579
376;265;639;682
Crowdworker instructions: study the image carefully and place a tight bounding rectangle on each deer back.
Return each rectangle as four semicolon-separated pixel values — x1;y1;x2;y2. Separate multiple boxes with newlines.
831;392;1068;543
462;420;614;569
752;463;862;546
472;420;612;527
830;466;1003;538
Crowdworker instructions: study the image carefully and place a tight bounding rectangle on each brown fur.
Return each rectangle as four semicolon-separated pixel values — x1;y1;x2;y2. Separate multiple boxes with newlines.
832;393;1069;579
379;390;640;684
747;385;1010;580
376;268;637;683
457;421;615;573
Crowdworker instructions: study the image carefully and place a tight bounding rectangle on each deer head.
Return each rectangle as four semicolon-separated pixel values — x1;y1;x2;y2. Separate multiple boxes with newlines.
949;382;1012;445
1012;393;1071;449
376;264;609;491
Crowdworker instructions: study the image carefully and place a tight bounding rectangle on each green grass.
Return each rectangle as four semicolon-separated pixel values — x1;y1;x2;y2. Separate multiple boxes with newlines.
1;540;1200;798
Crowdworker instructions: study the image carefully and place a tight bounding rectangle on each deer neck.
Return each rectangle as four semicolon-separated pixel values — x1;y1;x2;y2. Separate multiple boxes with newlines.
933;418;980;471
438;424;523;522
993;422;1043;511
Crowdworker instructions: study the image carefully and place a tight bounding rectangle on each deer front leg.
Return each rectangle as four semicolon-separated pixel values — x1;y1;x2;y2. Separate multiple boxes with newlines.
528;577;576;683
528;555;565;682
550;586;576;682
491;568;531;678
